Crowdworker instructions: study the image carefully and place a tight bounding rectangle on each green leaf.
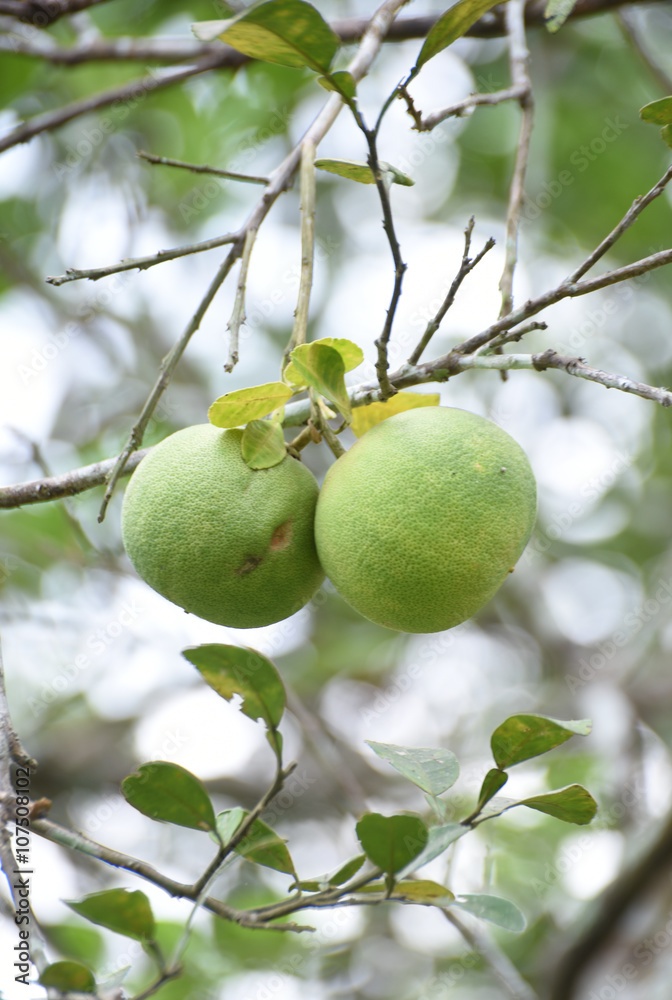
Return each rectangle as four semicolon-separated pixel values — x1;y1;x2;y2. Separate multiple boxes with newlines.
415;0;502;70
215;811;296;876
544;0;580;32
192;0;339;73
453;893;526;932
399;823;467;876
285;337;363;387
351;392;440;438
39;961;96;992
65;889;155;944
318;70;356;100
121;761;216;833
241;420;287;469
216;806;247;845
208;381;293;429
662;125;672;149
640;96;672;126
293;854;366;891
287;342;351;419
475;768;509;813
519;784;598;825
183;644;286;731
366;741;459;795
491;715;592;769
315;158;414;188
356;813;428;875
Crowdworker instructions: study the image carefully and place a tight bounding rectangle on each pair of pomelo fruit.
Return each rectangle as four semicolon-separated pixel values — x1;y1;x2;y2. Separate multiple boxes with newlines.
121;407;537;634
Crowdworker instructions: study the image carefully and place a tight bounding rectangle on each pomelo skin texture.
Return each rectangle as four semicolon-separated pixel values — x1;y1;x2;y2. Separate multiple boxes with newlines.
121;424;324;628
314;407;537;633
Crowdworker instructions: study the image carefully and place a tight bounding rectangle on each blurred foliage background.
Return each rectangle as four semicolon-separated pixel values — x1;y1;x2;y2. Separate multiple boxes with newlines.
2;0;672;998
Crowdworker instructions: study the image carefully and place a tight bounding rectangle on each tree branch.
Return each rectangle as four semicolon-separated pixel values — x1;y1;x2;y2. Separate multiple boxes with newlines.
407;217;495;365
498;0;534;319
0;52;238;155
45;232;240;286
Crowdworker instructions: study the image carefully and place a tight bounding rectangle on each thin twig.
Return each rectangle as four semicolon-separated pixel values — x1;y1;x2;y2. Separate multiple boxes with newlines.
499;0;534;320
454;245;672;355
191;762;297;897
225;228;257;373
567;162;672;283
97;242;243;521
46;232;240;285
617;9;672;94
405;85;527;131
284;140;317;368
0;448;148;508
0;53;233;156
359;124;406;400
444;909;539;1000
137;150;269;185
408;218;495;365
0;0;111;24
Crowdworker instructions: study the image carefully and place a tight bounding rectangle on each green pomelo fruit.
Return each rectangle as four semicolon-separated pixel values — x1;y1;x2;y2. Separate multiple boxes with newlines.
121;424;324;628
314;407;536;633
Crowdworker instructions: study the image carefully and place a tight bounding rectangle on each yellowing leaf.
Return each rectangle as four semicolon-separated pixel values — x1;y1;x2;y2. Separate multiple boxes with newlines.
640;96;672;126
288;343;352;419
351;392;440;438
208;382;293;429
315;159;414;187
286;338;363;388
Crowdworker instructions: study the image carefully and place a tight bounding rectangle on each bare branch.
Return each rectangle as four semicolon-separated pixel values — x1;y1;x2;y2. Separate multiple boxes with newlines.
455;246;672;355
0;52;236;156
0;449;148;508
137;150;269;185
97;241;243;521
499;0;534;319
225;227;257;373
567;162;672;283
285;140;317;365
617;8;672;94
46;232;240;286
0;0;111;25
444;909;540;1000
407;217;495;365
407;85;528;132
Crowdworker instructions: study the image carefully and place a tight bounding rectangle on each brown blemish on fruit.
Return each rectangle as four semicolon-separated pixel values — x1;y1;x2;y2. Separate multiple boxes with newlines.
236;555;263;577
270;519;293;551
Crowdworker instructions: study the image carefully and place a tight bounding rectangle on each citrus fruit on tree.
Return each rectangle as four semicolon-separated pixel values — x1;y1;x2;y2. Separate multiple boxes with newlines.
314;407;537;633
121;423;324;628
